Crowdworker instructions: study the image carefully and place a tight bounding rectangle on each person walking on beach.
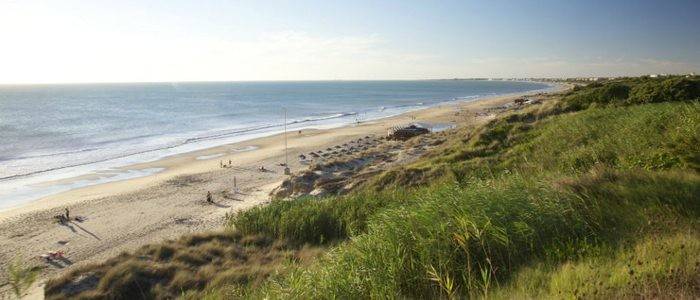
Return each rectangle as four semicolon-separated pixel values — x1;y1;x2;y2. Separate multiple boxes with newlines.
65;208;70;221
219;160;223;168
206;191;213;203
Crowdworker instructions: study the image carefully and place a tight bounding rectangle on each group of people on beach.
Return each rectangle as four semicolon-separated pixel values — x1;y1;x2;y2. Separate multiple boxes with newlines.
55;207;85;223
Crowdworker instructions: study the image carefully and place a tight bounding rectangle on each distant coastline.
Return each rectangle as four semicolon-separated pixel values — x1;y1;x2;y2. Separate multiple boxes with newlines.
0;80;556;209
0;82;569;299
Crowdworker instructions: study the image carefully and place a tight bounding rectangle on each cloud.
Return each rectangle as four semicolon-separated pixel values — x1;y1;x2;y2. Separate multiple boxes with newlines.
1;23;698;83
182;31;442;81
0;27;443;83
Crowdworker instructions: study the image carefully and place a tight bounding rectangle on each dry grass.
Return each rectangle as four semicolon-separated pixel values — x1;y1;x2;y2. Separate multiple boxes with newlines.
44;232;322;299
43;77;700;298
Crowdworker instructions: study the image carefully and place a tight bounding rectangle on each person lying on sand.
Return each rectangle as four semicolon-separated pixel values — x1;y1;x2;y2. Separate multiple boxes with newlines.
259;166;267;172
40;250;66;262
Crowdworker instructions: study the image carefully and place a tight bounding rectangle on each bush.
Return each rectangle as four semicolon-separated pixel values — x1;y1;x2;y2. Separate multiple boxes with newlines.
560;83;630;110
559;77;700;111
628;77;700;104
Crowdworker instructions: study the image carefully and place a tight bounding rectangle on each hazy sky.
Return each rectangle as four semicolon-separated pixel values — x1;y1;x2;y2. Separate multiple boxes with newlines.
1;0;699;83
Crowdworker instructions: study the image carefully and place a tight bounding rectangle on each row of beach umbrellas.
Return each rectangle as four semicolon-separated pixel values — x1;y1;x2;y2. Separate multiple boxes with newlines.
300;135;380;161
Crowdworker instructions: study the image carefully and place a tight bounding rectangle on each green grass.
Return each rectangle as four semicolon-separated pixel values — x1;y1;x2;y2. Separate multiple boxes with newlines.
249;169;699;298
503;102;700;173
44;77;700;299
235;78;700;298
370;97;699;189
560;76;700;110
229;189;412;245
495;230;700;299
3;258;40;299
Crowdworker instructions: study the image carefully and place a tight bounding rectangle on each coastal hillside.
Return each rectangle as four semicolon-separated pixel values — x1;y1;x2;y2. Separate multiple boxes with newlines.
44;76;700;299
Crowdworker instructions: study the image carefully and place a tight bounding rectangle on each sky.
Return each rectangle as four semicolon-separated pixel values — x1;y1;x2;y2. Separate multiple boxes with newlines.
1;0;699;84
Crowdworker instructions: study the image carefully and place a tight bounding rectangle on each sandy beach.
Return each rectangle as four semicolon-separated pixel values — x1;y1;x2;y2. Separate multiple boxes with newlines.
0;84;568;297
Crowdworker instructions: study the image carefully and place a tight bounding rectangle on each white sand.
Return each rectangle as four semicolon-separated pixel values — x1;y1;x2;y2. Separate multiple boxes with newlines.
0;84;569;298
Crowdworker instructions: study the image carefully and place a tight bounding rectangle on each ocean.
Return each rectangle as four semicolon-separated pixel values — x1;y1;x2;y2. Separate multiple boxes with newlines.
0;80;551;208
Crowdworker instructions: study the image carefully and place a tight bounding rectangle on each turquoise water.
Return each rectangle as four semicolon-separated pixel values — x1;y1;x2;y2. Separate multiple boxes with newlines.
0;80;551;207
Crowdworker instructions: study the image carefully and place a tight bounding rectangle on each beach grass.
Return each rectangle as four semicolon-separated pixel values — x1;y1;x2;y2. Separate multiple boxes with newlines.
44;76;700;299
44;232;322;299
246;169;699;298
229;189;412;246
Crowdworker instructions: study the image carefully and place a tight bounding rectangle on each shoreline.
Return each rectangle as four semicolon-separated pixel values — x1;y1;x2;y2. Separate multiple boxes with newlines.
0;82;561;219
0;83;569;297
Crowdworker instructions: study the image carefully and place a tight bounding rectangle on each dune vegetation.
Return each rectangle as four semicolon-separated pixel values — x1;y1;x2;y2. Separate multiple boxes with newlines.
45;76;700;299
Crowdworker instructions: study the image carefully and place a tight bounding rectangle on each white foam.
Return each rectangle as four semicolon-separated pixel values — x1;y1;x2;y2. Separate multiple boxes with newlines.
195;153;225;160
0;168;164;210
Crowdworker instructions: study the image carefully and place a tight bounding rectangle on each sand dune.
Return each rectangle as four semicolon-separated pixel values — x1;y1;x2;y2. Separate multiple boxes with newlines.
0;86;567;298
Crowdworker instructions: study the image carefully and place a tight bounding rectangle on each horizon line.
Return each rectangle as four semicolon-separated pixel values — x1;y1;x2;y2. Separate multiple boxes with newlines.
0;74;678;86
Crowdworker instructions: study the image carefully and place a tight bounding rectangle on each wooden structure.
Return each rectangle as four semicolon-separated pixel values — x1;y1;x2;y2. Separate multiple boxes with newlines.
387;124;430;141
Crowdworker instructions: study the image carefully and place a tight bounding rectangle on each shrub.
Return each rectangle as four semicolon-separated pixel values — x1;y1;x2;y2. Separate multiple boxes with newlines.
628;77;700;104
560;83;630;110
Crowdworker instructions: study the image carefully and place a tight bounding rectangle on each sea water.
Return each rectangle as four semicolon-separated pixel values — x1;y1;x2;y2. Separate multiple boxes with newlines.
0;80;551;208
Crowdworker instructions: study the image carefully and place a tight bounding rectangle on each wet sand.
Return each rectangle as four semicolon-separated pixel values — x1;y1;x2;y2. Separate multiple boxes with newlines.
0;84;569;298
